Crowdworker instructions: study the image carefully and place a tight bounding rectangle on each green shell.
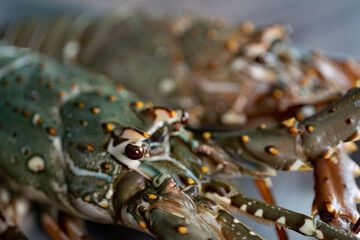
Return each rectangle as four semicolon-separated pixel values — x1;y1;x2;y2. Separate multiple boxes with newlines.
0;44;146;214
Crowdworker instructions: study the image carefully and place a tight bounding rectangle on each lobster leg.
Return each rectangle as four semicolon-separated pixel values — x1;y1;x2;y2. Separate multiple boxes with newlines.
215;209;264;240
313;151;360;229
195;196;265;240
41;208;94;240
60;214;95;240
0;206;28;240
254;178;289;240
0;187;29;240
230;193;358;240
206;191;358;239
213;86;360;171
41;209;71;240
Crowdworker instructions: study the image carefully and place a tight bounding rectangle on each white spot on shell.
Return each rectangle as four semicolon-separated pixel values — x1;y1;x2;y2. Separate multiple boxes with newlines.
27;156;45;172
234;219;240;223
231;57;246;71
32;113;41;125
204;192;231;205
299;219;315;236
276;216;286;224
315;229;324;239
254;209;263;217
220;111;247;125
158;77;177;96
297;105;316;120
289;159;306;171
249;231;256;235
63;40;80;62
105;188;114;199
240;204;247;211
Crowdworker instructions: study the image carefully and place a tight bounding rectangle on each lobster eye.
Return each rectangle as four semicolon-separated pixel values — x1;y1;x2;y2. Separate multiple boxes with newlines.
125;144;144;159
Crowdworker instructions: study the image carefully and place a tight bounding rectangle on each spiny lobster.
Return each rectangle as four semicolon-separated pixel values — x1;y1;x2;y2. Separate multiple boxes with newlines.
0;8;360;240
2;9;359;128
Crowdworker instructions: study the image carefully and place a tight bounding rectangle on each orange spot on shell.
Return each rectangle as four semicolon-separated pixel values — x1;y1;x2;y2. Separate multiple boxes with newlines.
202;132;212;139
77;102;85;109
306;125;315;133
225;40;239;52
241;135;249;142
177;226;188;234
139;221;147;229
105;123;114;132
187;178;195;185
57;91;65;99
272;89;284;99
288;127;298;135
281;117;295;127
170;110;177;118
71;83;78;89
266;146;279;155
91;107;100;114
86;145;94;152
201;166;210;173
148;194;157;200
116;84;124;91
36;117;43;124
103;163;111;170
23;110;30;117
143;132;151;138
47;128;57;136
241;21;255;35
135;101;144;108
108;96;117;102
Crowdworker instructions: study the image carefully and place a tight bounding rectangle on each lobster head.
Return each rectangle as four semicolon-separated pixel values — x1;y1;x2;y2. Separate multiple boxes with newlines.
112;171;219;240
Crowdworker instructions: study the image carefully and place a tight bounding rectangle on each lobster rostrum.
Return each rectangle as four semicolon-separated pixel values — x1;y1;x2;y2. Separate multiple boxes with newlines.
0;43;359;240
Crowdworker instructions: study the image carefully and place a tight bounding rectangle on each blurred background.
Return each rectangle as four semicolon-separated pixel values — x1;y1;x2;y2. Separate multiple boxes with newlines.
1;0;360;239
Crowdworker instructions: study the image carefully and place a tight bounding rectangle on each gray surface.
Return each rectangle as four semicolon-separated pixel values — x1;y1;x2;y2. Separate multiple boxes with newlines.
1;0;359;239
